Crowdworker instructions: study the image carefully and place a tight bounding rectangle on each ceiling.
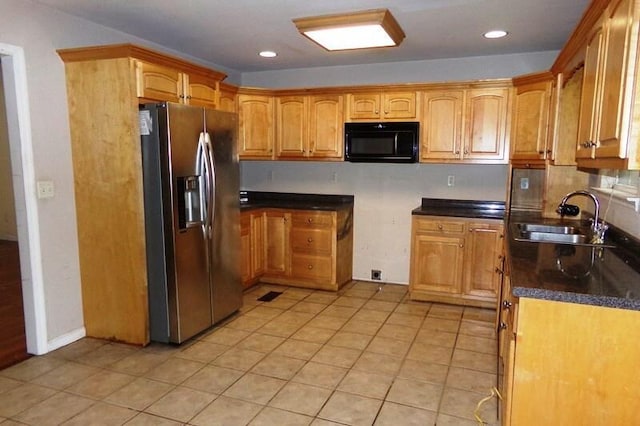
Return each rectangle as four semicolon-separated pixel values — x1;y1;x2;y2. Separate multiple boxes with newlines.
35;0;591;73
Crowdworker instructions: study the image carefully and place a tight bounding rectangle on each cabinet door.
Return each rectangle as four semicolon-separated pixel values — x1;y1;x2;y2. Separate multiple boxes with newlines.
238;94;274;158
410;233;465;294
185;74;217;108
421;91;464;161
251;211;265;278
309;95;344;159
276;96;308;158
383;91;417;119
464;88;509;161
240;213;252;287
264;210;290;276
218;87;237;113
463;223;503;300
510;81;552;162
595;0;633;159
135;61;183;103
576;17;605;160
347;93;381;119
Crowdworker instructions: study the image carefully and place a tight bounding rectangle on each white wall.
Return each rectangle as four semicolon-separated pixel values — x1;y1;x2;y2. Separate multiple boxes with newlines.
0;0;235;349
241;161;508;284
241;50;558;88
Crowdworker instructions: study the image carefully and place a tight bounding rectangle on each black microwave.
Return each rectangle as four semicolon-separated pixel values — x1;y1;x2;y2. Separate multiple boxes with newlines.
344;122;419;163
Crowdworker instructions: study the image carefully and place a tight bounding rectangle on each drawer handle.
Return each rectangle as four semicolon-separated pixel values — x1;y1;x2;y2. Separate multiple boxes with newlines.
307;218;313;223
438;224;443;230
307;237;313;243
307;264;313;270
459;243;464;248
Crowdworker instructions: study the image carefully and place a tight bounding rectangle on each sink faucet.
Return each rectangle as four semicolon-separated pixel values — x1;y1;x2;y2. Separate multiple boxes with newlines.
557;190;608;244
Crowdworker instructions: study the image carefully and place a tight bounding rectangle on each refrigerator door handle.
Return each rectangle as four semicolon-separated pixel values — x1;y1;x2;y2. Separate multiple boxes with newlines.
196;132;211;236
204;132;216;240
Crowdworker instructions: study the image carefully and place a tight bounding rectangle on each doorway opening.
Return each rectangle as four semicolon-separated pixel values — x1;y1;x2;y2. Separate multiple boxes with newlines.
1;43;48;357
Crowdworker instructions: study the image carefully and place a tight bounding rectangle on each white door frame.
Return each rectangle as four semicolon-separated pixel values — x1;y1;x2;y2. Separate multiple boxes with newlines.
1;42;48;355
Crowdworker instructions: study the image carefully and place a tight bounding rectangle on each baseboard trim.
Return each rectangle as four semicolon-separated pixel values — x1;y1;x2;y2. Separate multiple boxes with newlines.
46;327;86;353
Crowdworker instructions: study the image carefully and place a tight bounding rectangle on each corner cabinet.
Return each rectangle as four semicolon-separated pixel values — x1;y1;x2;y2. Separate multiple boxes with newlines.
575;0;640;169
240;210;265;289
420;86;511;164
409;215;504;308
509;72;554;166
57;44;227;345
238;93;275;159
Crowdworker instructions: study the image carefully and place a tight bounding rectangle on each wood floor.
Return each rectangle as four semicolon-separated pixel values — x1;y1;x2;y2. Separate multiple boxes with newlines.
0;240;28;369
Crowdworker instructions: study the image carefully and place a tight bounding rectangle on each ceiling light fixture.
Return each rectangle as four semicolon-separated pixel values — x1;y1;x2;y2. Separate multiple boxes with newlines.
259;50;277;58
484;30;508;39
293;8;405;51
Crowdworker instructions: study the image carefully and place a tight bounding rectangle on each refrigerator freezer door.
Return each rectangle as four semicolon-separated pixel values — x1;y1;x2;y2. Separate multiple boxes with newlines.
165;103;213;342
204;109;242;323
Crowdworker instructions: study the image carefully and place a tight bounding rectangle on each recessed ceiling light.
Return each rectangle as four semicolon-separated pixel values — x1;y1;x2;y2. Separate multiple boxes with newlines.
259;51;277;58
484;30;508;39
293;9;405;51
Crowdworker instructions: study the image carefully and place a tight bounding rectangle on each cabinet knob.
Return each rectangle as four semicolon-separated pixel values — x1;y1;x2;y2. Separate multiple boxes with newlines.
455;150;460;155
464;148;469;155
538;150;545;155
459;244;464;248
495;267;504;275
502;300;512;310
307;218;313;223
437;224;443;230
307;264;313;270
546;149;552;154
498;322;508;331
307;237;313;243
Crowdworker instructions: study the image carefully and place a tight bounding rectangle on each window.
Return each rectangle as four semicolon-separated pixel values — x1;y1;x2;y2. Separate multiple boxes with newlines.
596;169;640;212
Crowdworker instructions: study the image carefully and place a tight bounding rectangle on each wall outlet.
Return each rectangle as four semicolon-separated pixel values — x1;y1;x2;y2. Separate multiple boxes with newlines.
371;269;382;280
520;177;529;190
447;175;455;187
36;180;55;199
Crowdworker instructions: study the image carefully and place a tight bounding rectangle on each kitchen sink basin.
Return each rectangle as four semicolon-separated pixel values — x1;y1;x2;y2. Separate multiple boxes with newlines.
512;222;615;247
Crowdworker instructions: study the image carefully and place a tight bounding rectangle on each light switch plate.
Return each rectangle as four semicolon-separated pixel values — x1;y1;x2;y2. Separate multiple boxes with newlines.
37;180;55;199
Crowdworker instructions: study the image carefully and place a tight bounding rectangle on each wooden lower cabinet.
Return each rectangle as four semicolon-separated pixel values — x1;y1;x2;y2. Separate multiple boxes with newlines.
241;208;353;291
409;215;503;307
240;210;265;288
501;297;640;425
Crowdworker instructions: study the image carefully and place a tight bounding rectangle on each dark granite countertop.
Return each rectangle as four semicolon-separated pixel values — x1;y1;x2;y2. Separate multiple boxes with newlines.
506;211;640;311
412;198;506;220
240;191;354;212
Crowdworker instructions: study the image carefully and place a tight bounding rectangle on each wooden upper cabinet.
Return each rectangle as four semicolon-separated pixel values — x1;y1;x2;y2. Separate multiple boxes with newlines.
510;74;553;165
309;95;344;159
135;60;219;107
185;74;218;108
573;0;640;168
238;94;275;159
465;88;510;162
274;94;344;160
421;90;464;161
420;86;510;163
576;15;606;160
276;96;308;158
136;61;184;103
217;84;237;113
347;91;417;120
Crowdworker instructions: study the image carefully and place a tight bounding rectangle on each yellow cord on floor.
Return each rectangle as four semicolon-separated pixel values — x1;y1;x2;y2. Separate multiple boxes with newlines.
474;386;503;425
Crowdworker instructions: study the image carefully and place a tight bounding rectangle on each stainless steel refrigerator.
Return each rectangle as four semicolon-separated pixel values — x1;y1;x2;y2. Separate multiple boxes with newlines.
140;102;242;344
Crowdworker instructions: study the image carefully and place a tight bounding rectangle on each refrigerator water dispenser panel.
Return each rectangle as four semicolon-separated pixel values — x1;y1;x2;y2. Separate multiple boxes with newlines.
178;175;204;229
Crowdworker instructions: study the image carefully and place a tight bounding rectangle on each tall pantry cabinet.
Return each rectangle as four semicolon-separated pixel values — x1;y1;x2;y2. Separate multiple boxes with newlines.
58;44;227;345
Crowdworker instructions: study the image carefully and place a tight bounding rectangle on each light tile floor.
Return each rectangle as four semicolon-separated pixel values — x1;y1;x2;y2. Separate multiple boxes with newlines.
0;281;500;425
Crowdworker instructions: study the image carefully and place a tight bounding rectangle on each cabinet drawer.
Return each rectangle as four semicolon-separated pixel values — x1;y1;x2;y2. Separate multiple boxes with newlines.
291;212;333;228
291;228;332;254
414;218;465;233
292;254;332;281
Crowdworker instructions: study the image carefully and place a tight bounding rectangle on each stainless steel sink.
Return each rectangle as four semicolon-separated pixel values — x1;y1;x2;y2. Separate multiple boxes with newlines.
512;222;615;247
